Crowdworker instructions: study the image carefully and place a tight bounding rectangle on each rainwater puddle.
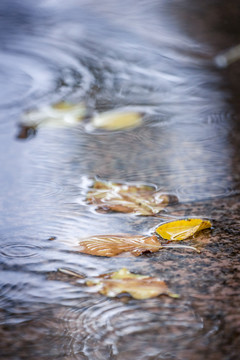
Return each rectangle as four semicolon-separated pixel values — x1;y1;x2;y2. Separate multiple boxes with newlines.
0;0;240;359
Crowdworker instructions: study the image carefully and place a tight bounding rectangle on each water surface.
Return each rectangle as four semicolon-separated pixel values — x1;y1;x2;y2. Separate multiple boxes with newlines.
0;1;240;359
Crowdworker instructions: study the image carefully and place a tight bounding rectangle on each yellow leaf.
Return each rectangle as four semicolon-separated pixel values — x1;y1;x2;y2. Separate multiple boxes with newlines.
109;268;148;280
155;218;212;241
20;102;86;131
86;179;177;215
91;110;142;130
86;268;179;299
52;102;80;110
78;234;162;257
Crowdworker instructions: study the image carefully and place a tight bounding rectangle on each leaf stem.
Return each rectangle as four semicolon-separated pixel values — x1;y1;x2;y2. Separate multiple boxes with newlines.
162;245;200;253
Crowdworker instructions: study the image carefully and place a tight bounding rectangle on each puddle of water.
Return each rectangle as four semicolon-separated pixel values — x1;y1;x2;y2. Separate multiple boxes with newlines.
0;0;240;359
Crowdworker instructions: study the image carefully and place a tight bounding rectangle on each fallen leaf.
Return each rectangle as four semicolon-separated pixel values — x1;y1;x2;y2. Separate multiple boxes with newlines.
86;268;179;299
78;234;162;257
108;267;148;280
90;109;142;130
18;101;86;138
155;218;212;241
86;179;177;215
77;233;199;257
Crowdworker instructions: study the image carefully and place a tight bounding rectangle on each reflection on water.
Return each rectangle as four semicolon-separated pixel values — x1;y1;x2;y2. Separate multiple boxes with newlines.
0;0;240;359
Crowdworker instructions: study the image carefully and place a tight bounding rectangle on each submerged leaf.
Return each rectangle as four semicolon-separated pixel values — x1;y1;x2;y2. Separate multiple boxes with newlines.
86;268;179;299
18;102;86;138
90;109;142;130
109;268;148;280
86;179;177;215
78;234;162;257
155;218;212;241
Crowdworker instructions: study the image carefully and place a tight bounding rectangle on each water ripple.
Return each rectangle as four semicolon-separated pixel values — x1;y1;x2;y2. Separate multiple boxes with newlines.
176;183;235;201
58;298;203;360
0;244;41;258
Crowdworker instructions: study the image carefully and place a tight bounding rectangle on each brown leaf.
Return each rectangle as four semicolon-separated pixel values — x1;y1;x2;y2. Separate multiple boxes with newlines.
86;179;177;215
78;234;161;257
86;268;179;299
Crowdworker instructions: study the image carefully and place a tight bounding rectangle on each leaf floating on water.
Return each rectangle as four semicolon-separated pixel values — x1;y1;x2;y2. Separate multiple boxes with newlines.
78;234;162;257
90;109;142;130
86;179;177;215
155;218;212;241
109;267;148;280
26;101;86;126
57;267;179;300
18;101;86;138
86;268;179;299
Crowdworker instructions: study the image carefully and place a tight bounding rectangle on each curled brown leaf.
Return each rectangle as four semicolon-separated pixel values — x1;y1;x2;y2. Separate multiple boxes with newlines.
86;179;177;215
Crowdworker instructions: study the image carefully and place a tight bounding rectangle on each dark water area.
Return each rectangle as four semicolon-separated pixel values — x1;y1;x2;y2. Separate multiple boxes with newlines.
0;1;240;359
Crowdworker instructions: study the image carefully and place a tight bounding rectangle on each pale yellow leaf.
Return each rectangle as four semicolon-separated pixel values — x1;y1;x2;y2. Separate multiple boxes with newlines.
110;268;148;280
91;110;142;130
21;101;86;129
86;268;179;299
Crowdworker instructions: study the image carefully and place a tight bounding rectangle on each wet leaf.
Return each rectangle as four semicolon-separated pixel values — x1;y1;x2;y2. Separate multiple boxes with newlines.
86;268;179;299
90;109;142;130
77;233;200;257
109;267;148;280
18;101;86;138
155;218;212;241
86;179;177;215
78;234;162;257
